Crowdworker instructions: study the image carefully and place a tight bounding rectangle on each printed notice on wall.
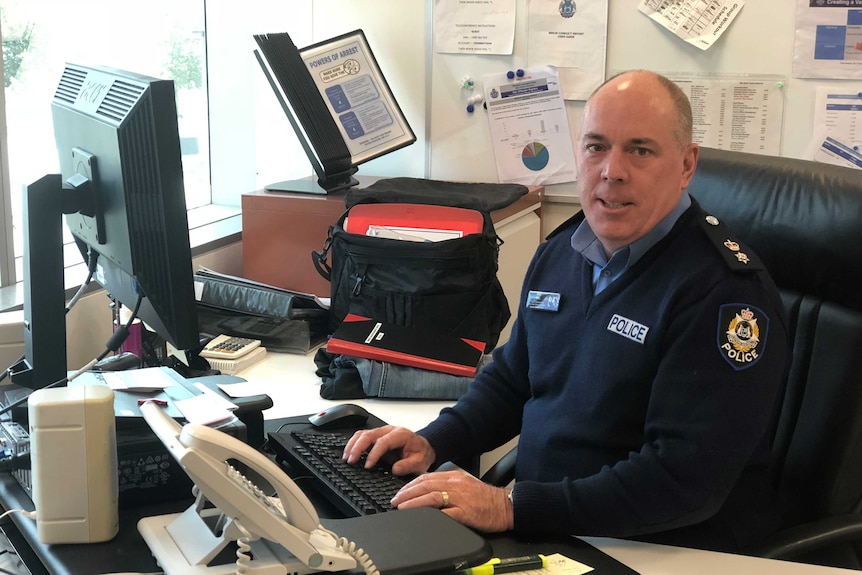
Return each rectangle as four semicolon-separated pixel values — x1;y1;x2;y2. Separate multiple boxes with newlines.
482;66;577;186
527;0;608;101
804;87;862;170
793;0;862;80
434;0;517;55
670;75;785;156
638;0;744;50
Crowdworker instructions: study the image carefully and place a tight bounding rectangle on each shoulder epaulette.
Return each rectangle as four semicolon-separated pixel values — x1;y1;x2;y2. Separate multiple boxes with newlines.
697;212;765;272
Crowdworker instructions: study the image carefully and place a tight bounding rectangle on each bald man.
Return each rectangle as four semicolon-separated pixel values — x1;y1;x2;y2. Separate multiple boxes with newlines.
344;71;789;553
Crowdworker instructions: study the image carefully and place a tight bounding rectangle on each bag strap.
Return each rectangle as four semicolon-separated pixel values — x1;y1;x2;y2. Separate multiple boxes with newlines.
312;224;335;281
313;207;352;282
346;178;528;213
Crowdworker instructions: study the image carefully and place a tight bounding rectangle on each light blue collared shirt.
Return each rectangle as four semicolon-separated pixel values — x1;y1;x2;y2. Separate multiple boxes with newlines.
571;194;692;294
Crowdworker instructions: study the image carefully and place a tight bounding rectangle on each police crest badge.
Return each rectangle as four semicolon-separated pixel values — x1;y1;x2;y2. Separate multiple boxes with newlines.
718;304;768;370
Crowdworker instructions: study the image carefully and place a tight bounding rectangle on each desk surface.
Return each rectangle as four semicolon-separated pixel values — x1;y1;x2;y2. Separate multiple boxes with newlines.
585;537;860;574
0;350;857;575
241;347;451;427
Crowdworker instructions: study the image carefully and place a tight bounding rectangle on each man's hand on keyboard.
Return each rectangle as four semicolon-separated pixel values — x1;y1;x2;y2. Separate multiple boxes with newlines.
343;425;436;476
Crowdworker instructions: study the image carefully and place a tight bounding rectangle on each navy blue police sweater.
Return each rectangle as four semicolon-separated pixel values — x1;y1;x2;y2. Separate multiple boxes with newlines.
418;198;789;551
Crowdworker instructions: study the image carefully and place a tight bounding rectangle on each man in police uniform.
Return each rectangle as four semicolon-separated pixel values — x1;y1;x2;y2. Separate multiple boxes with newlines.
344;70;789;552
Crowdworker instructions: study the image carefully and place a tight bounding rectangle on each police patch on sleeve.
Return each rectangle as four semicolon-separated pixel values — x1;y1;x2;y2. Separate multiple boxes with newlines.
717;304;769;370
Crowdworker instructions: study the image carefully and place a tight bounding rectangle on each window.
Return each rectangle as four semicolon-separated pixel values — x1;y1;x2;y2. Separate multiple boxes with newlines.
0;0;210;288
0;0;425;297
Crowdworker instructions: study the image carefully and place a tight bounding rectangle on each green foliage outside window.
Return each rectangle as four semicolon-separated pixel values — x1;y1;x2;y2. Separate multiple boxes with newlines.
166;35;202;90
1;22;33;87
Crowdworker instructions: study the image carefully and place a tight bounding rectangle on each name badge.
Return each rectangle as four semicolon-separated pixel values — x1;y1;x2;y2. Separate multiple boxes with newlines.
526;290;560;312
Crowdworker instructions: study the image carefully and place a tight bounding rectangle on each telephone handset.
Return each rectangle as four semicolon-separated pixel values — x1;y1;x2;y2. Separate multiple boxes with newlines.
138;401;378;574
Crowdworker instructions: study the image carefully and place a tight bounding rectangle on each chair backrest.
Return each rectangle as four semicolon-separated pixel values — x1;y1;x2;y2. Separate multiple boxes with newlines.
688;147;862;523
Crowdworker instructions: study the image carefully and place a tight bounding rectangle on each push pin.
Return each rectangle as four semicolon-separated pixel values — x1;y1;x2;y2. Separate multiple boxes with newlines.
507;70;515;79
516;69;525;77
461;75;474;90
466;93;484;113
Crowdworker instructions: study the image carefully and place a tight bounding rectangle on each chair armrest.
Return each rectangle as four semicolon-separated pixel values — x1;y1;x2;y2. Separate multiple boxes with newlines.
753;513;862;560
435;461;466;473
480;446;518;487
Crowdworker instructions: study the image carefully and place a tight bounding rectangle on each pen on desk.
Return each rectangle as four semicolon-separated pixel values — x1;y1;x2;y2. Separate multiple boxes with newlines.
464;554;547;575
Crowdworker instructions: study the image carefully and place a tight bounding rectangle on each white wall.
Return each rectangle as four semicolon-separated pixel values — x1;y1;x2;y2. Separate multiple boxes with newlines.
425;1;829;230
428;0;837;204
0;310;23;374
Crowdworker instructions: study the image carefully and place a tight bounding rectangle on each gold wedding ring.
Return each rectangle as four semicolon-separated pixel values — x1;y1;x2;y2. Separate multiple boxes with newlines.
441;490;450;508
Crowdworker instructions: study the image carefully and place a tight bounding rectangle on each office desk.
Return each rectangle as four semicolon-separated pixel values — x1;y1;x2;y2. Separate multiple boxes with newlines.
0;351;858;575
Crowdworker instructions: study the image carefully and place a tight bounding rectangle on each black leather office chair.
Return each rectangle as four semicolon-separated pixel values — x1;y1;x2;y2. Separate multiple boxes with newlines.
690;148;862;569
480;148;862;570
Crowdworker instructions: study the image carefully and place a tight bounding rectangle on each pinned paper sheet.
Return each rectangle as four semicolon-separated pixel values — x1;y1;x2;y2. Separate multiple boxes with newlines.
482;66;576;186
638;0;743;51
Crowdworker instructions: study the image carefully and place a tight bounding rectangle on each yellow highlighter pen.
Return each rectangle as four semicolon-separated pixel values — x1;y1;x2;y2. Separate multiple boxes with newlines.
464;554;548;575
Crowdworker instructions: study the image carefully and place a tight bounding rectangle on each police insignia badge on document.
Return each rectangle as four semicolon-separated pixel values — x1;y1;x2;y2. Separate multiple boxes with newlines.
526;290;560;311
718;304;768;370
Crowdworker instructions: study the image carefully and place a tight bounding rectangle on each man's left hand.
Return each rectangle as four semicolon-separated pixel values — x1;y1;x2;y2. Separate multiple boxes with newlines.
391;470;514;532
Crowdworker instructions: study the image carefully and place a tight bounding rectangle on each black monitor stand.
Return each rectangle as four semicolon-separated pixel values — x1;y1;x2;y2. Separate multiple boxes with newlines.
263;172;359;195
7;175;67;393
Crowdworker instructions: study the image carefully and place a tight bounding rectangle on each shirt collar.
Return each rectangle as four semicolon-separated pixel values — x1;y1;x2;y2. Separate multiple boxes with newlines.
571;193;692;268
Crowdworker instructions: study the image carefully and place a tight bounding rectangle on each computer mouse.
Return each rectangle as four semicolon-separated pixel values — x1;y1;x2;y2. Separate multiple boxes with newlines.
308;403;371;429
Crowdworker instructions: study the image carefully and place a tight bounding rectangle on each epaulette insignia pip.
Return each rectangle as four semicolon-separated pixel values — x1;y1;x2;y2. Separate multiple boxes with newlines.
698;214;765;272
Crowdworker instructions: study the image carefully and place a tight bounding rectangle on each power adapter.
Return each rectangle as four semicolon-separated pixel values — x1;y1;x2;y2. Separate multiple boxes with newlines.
28;385;119;544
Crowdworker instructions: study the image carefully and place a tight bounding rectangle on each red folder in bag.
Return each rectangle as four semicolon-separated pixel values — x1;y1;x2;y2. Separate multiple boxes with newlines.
326;314;485;377
344;203;484;241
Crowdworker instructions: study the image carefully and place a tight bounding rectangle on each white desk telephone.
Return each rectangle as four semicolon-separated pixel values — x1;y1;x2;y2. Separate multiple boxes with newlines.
137;401;377;575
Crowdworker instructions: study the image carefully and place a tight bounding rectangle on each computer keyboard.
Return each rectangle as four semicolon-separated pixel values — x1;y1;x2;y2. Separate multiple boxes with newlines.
271;429;413;517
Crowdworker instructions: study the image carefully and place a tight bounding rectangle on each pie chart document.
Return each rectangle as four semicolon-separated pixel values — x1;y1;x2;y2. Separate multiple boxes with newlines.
482;65;576;186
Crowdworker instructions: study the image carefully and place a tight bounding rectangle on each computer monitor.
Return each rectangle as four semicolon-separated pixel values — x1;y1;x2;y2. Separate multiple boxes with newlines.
9;63;200;390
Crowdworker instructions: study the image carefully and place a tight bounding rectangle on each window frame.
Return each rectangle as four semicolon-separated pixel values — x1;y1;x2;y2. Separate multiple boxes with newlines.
0;19;15;287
